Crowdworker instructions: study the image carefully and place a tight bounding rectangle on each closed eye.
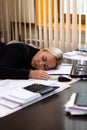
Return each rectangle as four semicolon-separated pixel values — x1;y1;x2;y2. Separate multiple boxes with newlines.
42;56;50;70
42;55;47;62
44;64;49;70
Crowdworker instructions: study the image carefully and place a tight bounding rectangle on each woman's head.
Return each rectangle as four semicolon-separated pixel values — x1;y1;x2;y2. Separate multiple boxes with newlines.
45;47;63;68
31;47;63;70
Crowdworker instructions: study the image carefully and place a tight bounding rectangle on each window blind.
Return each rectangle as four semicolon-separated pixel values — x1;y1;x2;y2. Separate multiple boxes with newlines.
0;0;86;52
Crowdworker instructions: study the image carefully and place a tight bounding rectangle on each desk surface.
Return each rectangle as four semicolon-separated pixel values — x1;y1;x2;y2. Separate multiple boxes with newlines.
0;80;87;130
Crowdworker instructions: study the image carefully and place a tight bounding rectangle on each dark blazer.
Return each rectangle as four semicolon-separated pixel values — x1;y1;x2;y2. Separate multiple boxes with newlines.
0;42;39;79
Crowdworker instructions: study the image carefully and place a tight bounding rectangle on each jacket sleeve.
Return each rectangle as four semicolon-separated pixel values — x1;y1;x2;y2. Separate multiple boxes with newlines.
0;66;30;79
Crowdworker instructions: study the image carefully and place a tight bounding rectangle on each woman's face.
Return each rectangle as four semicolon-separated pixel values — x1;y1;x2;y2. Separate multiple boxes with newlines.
31;49;57;70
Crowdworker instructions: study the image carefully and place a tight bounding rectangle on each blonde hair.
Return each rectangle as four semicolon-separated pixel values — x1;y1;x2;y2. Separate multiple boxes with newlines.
44;47;63;68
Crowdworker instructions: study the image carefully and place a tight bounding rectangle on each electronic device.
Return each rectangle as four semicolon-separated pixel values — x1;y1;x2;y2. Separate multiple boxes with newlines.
24;83;59;95
70;60;87;78
58;75;72;82
74;93;87;107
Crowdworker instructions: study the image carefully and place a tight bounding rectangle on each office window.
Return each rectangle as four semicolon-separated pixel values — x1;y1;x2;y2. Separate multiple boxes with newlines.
64;0;86;24
64;0;86;14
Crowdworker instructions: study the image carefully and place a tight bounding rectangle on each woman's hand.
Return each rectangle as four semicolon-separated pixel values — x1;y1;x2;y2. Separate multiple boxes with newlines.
29;70;51;79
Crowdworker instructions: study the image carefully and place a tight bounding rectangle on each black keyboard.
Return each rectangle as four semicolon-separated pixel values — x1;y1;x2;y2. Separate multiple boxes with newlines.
24;84;59;95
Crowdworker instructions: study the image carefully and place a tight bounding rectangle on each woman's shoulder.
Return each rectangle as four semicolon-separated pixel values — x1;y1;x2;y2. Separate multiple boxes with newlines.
6;42;38;49
4;41;40;54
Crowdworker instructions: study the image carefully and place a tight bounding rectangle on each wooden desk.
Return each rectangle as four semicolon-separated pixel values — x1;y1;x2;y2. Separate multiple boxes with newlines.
0;80;87;130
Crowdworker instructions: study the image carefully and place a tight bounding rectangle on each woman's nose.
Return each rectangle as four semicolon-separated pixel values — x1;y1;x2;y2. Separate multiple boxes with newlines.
39;61;44;68
39;61;44;66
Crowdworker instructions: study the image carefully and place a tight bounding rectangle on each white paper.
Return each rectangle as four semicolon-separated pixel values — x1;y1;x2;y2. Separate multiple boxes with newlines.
2;89;41;105
0;98;20;109
10;88;41;100
46;64;72;75
0;104;11;116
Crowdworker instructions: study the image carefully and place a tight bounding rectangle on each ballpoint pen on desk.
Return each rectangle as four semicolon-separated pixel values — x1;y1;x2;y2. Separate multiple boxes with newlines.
77;49;87;56
45;77;58;81
45;75;72;82
80;49;87;52
76;48;87;52
50;77;58;80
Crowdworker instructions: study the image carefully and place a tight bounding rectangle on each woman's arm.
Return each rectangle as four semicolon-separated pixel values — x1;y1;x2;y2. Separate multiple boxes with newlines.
0;66;29;79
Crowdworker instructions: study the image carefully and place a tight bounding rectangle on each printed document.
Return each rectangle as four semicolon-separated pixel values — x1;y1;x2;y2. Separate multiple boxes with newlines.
46;63;72;75
0;79;70;117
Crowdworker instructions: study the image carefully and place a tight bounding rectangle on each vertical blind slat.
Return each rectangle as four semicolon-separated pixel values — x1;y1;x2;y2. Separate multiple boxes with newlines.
43;0;48;48
38;0;43;48
66;0;71;51
14;0;18;41
23;0;27;43
18;0;22;41
34;0;38;47
72;0;78;50
0;0;4;42
85;1;87;48
85;15;87;47
5;0;10;42
29;0;32;44
48;0;53;47
78;14;81;50
60;0;65;51
54;0;58;47
10;0;14;40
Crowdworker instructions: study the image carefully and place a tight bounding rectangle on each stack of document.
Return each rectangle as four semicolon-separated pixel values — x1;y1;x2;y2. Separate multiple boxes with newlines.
65;93;87;115
0;79;70;117
63;51;87;61
0;88;41;107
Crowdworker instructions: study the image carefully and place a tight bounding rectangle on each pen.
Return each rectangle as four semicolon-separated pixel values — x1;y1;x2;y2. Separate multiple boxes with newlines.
45;77;58;80
80;49;87;52
50;77;58;80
